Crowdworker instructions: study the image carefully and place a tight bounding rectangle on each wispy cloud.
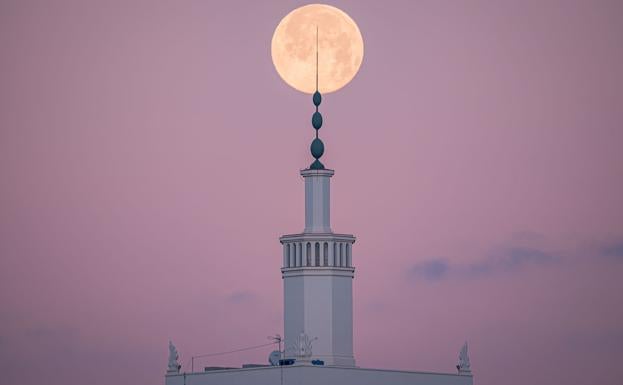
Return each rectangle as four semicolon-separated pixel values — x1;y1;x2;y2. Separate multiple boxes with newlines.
601;242;623;260
408;247;557;282
23;327;79;339
480;246;555;272
410;259;450;281
510;231;546;242
226;291;257;304
564;328;623;353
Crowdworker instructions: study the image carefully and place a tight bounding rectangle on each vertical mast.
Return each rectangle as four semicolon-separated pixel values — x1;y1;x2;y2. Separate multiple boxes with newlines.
310;26;324;170
316;25;319;96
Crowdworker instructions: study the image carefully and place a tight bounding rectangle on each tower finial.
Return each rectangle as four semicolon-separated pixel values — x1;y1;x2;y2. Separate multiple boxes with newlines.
310;25;325;170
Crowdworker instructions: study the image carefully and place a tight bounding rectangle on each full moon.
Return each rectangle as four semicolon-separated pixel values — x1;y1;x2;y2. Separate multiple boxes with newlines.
271;4;364;94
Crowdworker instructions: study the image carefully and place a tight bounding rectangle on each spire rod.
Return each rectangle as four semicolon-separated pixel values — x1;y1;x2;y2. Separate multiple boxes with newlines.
310;26;325;170
316;25;319;92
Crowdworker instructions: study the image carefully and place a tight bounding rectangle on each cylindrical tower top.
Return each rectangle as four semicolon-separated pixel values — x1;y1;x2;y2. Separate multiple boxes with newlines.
301;168;334;233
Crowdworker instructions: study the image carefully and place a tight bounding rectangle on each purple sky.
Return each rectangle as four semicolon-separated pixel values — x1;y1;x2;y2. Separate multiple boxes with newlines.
1;1;622;384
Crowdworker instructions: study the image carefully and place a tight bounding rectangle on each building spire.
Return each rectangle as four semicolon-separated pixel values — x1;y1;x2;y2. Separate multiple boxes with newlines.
310;25;325;170
316;25;319;93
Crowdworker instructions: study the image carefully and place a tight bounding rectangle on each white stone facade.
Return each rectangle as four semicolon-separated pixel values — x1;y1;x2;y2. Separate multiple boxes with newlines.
166;366;473;385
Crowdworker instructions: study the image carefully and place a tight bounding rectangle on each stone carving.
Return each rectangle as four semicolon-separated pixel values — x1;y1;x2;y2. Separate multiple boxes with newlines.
167;340;181;374
456;341;471;375
289;332;317;359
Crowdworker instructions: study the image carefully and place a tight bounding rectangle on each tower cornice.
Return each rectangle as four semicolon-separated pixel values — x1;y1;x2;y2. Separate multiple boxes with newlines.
300;168;334;177
281;267;355;278
280;233;356;244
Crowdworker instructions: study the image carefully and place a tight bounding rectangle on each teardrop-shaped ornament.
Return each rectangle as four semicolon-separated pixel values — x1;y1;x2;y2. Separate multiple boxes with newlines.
312;111;323;129
313;91;322;107
310;138;325;159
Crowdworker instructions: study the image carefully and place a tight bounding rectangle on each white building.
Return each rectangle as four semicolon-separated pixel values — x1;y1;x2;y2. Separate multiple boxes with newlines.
164;161;475;385
165;64;474;382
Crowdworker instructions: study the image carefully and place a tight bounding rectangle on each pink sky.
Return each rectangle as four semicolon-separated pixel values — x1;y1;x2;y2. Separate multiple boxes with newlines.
1;1;622;384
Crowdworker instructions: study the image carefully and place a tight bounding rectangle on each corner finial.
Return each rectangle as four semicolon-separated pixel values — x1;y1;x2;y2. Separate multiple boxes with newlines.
167;340;181;374
456;341;472;375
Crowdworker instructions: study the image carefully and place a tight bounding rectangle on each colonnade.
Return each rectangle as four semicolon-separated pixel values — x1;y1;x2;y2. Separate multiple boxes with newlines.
282;241;352;268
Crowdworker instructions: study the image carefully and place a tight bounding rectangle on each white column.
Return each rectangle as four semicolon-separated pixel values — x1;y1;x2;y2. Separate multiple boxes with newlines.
283;244;287;267
323;242;328;266
288;244;294;267
301;169;334;233
297;243;302;267
336;243;340;266
328;241;334;266
347;243;352;267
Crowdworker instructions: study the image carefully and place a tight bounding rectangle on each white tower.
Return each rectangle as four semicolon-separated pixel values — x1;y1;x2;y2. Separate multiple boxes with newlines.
279;83;356;367
280;168;356;367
